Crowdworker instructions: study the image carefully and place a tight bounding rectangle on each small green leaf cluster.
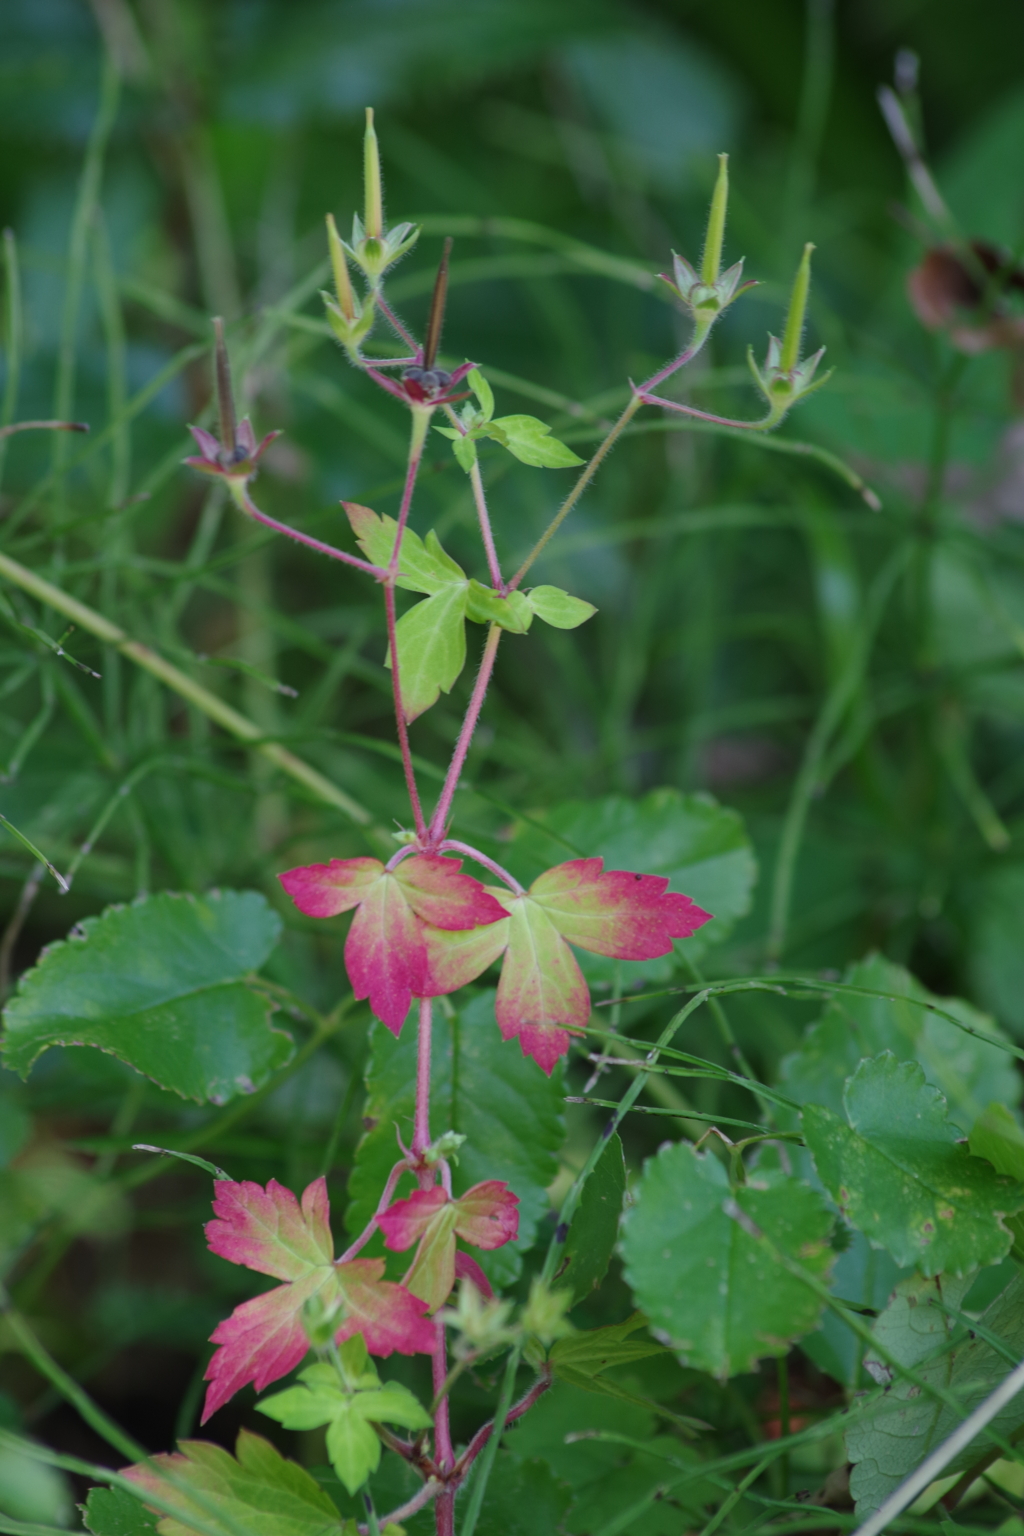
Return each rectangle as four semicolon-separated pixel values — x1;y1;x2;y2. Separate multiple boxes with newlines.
257;1338;431;1497
435;369;583;472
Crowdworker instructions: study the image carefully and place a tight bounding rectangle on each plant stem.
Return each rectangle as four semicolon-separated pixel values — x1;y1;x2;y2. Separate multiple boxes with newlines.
508;394;641;590
386;412;431;836
413;997;433;1160
638;390;775;432
238;487;389;579
433;1321;455;1471
459;1346;521;1536
375;293;419;353
469;458;504;589
337;1157;409;1263
428;625;502;842
436;839;523;893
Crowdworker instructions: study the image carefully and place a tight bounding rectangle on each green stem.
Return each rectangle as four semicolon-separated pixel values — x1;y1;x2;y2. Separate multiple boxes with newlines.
0;227;23;495
0;1295;146;1462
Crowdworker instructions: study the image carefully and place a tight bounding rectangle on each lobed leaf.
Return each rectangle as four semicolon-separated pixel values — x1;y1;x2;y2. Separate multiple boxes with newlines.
0;892;288;1105
389;585;468;720
526;585;597;629
620;1142;834;1378
803;1053;1024;1275
489;414;584;468
346;992;564;1289
344;503;466;594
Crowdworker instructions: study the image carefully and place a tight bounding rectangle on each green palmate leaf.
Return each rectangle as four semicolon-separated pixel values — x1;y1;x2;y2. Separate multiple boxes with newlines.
620;1143;833;1379
1;892;289;1105
525;586;597;630
84;1486;159;1536
388;585;468;721
258;1363;431;1497
465;580;534;633
803;1054;1024;1275
780;954;1018;1134
345;503;466;594
846;1270;1024;1517
488;414;584;468
123;1429;348;1536
506;788;756;979
559;1133;626;1307
346;991;564;1288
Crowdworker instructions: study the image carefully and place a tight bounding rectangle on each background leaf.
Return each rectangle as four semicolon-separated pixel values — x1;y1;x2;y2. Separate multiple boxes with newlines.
847;1270;1024;1516
620;1141;833;1378
346;991;564;1286
1;892;289;1104
558;1131;625;1306
83;1487;159;1536
803;1053;1024;1274
779;954;1018;1133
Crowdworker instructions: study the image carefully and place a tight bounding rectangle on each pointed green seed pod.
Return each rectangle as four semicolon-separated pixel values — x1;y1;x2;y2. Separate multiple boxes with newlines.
363;107;383;240
701;154;729;287
780;242;815;375
325;212;356;321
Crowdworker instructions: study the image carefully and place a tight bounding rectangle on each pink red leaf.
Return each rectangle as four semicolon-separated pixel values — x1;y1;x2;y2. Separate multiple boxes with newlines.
278;854;505;1032
421;916;509;996
495;896;590;1074
530;857;711;959
202;1177;433;1422
379;1182;519;1311
205;1177;332;1281
277;856;382;918
454;1252;494;1300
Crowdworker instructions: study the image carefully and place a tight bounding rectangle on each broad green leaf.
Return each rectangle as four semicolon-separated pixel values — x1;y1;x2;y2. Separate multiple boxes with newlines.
559;1133;625;1306
489;414;584;468
124;1429;347;1536
779;954;1018;1134
345;503;466;594
388;586;468;721
847;1270;1024;1516
346;991;564;1288
84;1487;158;1536
505;788;756;977
526;586;597;629
621;1142;833;1378
472;1453;572;1536
465;580;533;633
803;1054;1024;1275
1;892;289;1105
971;1101;1024;1180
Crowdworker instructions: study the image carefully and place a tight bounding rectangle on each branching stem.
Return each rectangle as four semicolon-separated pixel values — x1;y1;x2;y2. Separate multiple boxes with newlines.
428;625;502;842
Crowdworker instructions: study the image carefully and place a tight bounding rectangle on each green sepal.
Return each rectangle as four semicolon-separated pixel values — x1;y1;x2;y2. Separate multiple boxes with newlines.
527;586;597;629
466;580;533;633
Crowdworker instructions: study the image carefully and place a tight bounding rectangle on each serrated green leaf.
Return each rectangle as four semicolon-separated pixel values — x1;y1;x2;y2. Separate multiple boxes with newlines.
779;954;1018;1135
559;1134;625;1306
345;504;466;594
490;415;584;468
258;1370;430;1494
346;991;564;1289
325;1409;381;1498
526;586;597;629
84;1486;159;1536
803;1054;1024;1275
465;580;533;633
847;1270;1024;1516
468;368;495;423
124;1429;347;1536
506;788;756;978
388;586;468;721
0;892;289;1105
620;1144;833;1379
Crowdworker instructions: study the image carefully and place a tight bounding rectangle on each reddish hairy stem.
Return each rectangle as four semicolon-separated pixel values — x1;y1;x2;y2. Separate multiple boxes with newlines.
412;996;433;1162
336;1157;409;1264
239;489;389;578
372;1479;441;1532
437;839;523;895
433;1320;455;1471
384;583;427;838
638;389;769;431
427;625;502;843
636;334;708;396
454;1368;552;1477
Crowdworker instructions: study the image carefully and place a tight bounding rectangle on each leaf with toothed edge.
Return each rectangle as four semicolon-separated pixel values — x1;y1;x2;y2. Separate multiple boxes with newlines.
0;891;288;1105
377;1180;519;1311
346;992;564;1290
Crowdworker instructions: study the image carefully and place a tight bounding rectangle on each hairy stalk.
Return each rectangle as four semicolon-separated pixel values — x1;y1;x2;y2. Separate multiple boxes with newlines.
237;488;388;578
509;394;641;589
413;997;434;1161
385;411;431;836
638;390;776;432
437;840;524;893
468;458;504;589
428;624;502;842
337;1157;409;1264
